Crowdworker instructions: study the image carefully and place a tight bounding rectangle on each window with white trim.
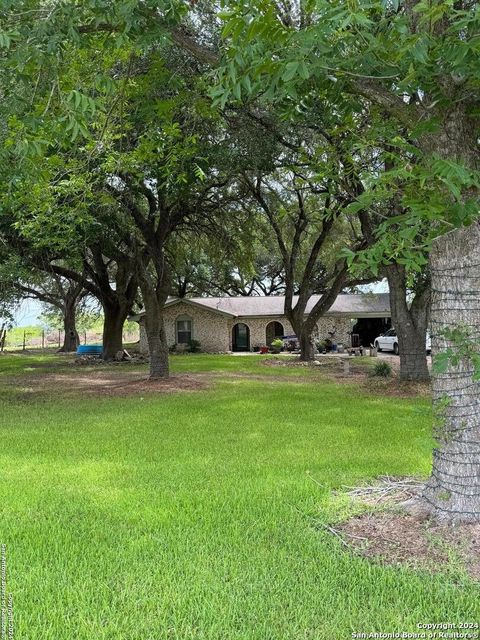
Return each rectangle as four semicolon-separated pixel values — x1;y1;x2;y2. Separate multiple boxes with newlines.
176;316;192;344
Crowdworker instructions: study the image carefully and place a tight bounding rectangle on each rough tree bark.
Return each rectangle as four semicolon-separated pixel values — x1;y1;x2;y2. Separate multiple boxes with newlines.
102;300;131;360
58;279;86;352
384;264;430;382
414;99;480;521
139;279;170;379
133;214;172;379
59;299;80;353
0;324;7;352
298;332;315;361
143;298;170;379
420;223;480;522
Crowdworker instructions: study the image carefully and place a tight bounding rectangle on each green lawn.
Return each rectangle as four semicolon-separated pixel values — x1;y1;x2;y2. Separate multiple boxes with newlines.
0;353;478;639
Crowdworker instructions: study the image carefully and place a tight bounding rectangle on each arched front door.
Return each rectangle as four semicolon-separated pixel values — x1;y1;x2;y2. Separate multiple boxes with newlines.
266;321;284;346
232;323;250;352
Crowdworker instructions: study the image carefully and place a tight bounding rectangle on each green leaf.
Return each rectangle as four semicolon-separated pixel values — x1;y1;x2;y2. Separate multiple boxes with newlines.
433;352;450;374
282;61;299;82
0;31;11;49
298;61;310;80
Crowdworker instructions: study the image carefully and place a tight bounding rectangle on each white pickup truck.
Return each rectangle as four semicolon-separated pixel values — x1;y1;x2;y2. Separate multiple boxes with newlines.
374;329;431;355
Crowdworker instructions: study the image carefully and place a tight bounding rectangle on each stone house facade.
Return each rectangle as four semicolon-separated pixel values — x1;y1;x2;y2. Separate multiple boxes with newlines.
134;294;391;354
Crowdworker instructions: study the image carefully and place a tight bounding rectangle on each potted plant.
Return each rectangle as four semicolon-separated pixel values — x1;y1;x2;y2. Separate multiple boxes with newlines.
316;338;332;354
270;338;284;354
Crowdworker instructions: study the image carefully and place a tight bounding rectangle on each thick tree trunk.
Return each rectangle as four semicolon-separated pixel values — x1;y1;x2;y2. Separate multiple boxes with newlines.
421;223;480;522
416;107;480;522
299;330;316;361
385;265;430;382
58;303;80;352
0;324;7;352
144;309;170;379
102;302;128;360
397;330;429;382
289;315;316;361
138;269;171;379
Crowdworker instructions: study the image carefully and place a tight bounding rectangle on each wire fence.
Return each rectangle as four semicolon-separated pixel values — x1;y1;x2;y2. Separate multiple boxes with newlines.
0;327;140;352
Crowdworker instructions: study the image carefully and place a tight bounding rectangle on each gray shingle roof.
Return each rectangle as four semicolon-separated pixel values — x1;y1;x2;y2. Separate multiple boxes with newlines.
158;293;391;318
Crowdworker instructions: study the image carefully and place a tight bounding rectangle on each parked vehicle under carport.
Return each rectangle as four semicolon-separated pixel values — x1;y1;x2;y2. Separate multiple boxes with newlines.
374;329;431;355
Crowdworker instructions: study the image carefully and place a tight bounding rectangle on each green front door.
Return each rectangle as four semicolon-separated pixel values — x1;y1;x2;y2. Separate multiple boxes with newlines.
233;323;249;351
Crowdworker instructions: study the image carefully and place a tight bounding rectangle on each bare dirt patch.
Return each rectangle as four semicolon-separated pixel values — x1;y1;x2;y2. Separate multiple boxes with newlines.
84;374;209;397
363;377;431;399
339;512;480;580
334;477;480;580
262;357;330;367
262;356;366;378
8;370;209;399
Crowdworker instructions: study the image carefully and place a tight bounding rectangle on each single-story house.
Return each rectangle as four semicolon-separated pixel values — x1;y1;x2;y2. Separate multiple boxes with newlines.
131;294;391;354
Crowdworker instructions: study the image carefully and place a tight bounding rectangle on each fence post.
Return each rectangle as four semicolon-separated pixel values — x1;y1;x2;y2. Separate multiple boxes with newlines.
23;330;26;351
42;330;45;350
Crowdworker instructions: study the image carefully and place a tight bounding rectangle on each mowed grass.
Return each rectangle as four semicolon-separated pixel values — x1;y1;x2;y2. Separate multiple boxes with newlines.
0;353;478;639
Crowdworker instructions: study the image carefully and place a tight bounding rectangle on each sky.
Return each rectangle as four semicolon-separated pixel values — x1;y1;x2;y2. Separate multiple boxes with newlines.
13;298;44;327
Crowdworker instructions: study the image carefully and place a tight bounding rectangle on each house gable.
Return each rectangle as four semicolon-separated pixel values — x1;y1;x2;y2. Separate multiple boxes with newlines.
164;297;235;318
